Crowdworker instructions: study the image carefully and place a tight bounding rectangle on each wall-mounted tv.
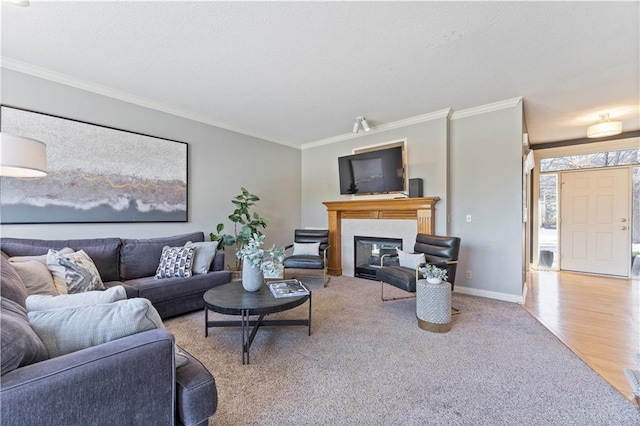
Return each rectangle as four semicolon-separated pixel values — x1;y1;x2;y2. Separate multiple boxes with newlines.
338;146;405;195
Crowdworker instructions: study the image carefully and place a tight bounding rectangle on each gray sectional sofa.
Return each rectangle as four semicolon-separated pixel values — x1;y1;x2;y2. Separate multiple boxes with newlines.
0;232;232;425
0;231;232;318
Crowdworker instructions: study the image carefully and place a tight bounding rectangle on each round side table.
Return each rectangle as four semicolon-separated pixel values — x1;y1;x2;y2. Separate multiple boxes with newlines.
416;279;452;333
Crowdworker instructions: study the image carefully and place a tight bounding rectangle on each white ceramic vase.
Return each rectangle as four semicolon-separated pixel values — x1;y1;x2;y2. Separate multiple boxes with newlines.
242;259;263;292
426;277;442;284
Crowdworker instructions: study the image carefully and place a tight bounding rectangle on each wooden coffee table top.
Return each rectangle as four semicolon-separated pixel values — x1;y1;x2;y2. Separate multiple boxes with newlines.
203;280;310;316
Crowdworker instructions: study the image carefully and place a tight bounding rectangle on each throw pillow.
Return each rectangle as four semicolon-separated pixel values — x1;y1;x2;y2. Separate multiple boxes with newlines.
293;242;320;256
1;254;29;308
1;297;48;375
46;249;105;294
155;246;195;279
9;260;58;296
26;286;127;312
396;248;426;270
28;298;164;359
185;241;218;275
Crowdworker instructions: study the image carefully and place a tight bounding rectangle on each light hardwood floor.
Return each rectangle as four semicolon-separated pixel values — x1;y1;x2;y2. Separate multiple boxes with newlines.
524;270;639;401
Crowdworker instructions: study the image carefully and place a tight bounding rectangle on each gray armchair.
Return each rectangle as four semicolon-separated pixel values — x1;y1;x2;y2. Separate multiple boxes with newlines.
376;234;461;302
283;229;330;287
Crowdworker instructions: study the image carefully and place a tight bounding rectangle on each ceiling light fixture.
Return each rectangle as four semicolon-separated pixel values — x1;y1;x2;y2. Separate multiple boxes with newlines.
587;113;622;138
7;0;30;7
352;116;371;134
0;133;47;177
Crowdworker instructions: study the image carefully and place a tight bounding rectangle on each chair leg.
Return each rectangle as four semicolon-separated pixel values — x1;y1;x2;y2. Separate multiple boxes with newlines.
380;281;416;302
323;268;330;287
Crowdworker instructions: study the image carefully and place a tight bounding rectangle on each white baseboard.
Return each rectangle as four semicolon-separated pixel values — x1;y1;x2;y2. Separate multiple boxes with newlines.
454;285;524;304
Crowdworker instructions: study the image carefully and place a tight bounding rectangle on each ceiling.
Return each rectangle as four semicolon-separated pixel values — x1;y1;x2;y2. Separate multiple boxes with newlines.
1;1;638;148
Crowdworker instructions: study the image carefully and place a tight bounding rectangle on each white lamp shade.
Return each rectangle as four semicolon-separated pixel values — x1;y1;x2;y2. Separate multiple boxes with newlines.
0;133;47;177
587;115;622;138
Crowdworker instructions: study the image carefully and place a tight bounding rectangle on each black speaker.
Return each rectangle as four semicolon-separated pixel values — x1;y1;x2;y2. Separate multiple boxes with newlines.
408;178;423;198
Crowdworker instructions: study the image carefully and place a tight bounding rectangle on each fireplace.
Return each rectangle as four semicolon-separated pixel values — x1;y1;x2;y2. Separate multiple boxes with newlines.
354;236;403;280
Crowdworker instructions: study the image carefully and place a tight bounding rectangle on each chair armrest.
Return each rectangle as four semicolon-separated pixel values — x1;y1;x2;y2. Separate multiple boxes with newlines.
1;329;176;425
380;252;398;267
284;243;294;251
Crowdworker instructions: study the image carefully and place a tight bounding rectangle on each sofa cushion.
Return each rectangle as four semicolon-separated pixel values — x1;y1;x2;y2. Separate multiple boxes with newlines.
1;297;48;375
10;260;58;296
28;298;164;358
126;273;221;304
175;346;217;425
46;249;106;294
0;238;122;282
185;241;219;274
26;286;127;312
120;232;204;280
155;246;195;279
1;253;28;308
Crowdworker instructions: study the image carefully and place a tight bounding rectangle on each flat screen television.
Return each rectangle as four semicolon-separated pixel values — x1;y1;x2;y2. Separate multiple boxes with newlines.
338;146;405;195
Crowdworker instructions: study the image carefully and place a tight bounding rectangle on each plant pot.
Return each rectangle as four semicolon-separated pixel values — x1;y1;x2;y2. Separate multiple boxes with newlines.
242;259;263;292
426;277;442;284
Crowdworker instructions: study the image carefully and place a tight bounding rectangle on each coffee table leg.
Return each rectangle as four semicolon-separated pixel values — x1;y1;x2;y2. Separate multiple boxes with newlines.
204;307;209;337
242;309;249;365
308;294;312;336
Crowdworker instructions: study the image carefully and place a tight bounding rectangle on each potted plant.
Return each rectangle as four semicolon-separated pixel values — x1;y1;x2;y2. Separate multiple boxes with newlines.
236;234;285;291
419;264;448;284
211;187;269;271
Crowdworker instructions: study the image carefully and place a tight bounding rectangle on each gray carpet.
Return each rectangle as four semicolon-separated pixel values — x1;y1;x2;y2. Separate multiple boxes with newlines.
165;276;640;425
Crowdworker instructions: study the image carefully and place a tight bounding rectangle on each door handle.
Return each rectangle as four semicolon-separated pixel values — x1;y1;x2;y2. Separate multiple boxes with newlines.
621;226;628;230
621;218;627;222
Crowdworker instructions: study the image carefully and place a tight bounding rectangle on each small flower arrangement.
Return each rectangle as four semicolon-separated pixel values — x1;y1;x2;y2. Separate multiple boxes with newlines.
236;233;284;275
419;264;448;282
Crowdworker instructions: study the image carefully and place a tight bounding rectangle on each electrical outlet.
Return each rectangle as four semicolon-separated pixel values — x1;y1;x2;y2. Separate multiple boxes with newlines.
465;271;472;279
466;215;472;223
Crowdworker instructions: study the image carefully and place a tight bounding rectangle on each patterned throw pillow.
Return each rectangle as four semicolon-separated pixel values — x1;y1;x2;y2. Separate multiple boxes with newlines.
46;249;105;294
155;246;195;279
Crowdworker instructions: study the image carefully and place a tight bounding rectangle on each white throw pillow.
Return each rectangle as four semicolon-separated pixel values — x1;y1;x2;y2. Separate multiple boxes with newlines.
396;248;426;270
26;286;127;312
9;260;58;296
46;249;105;294
28;298;164;359
185;241;218;274
155;246;195;279
293;242;320;256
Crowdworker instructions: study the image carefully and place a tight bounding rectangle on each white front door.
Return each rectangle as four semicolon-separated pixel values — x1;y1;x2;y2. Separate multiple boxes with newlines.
560;168;630;276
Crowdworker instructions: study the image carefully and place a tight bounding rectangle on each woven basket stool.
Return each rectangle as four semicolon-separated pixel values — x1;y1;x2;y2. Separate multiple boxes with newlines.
416;279;452;333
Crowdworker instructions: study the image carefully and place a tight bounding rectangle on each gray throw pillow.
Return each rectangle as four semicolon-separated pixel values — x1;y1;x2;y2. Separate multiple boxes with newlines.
155;246;195;279
26;286;127;312
1;254;28;308
28;298;164;359
1;297;48;374
46;249;105;294
185;241;218;274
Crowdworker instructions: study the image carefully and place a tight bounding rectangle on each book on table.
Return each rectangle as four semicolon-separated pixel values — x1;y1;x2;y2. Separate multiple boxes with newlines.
268;279;310;298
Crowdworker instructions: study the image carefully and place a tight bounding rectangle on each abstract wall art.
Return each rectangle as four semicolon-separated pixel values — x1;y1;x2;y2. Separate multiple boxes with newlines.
0;106;188;223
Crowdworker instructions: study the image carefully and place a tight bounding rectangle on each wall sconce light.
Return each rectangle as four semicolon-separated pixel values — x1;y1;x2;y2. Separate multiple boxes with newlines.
0;132;48;177
352;116;371;134
587;113;622;138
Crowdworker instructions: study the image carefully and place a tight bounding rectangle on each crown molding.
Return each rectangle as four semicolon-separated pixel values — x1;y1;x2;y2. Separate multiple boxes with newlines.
302;108;452;150
1;57;300;149
450;97;522;120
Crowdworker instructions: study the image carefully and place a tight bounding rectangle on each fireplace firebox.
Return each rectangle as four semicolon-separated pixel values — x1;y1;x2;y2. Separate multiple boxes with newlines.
354;236;403;280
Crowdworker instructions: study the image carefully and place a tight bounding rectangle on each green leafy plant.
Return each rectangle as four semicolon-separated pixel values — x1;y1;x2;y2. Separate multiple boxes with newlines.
236;233;285;275
419;264;448;281
211;187;269;269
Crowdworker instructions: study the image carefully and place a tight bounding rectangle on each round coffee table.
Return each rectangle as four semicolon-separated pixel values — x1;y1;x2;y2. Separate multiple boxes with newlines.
203;281;311;364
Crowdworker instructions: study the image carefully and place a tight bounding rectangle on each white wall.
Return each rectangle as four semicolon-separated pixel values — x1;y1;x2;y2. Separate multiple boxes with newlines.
450;104;524;301
0;70;301;250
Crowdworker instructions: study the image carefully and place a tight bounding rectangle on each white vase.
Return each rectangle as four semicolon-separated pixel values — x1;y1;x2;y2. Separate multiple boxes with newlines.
426;277;442;284
242;259;263;292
